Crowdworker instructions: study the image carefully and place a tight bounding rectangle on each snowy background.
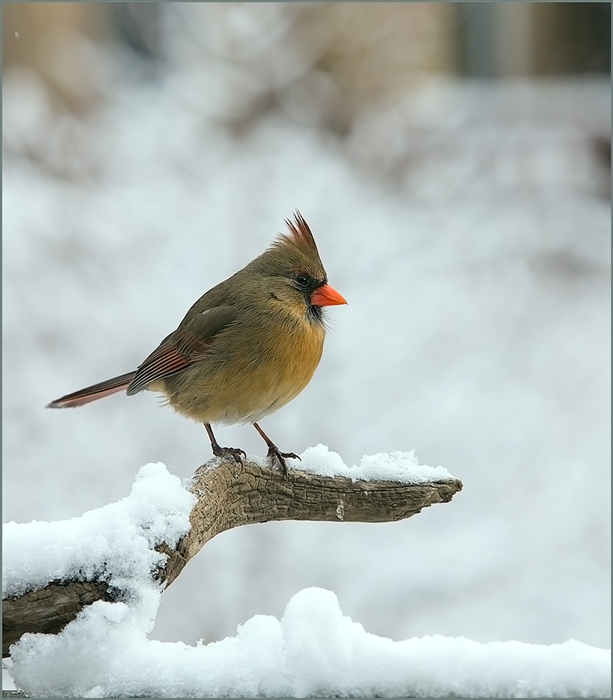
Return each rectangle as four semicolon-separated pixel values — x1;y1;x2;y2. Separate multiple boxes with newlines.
2;2;610;692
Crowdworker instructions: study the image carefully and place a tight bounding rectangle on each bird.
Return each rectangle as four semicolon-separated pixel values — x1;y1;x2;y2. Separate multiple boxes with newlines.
47;212;347;475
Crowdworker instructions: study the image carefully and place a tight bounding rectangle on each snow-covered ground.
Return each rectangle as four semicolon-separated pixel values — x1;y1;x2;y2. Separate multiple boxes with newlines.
3;457;609;698
2;35;610;696
6;586;611;698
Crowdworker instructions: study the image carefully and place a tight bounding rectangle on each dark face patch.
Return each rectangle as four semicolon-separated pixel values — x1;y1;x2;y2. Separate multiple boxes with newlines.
288;272;326;324
290;271;326;296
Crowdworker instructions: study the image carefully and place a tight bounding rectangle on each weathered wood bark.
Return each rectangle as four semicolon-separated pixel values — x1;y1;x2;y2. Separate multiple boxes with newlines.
3;457;462;656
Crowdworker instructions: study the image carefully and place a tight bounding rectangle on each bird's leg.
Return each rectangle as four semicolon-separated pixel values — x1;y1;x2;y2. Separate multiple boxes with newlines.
204;423;246;464
252;422;301;477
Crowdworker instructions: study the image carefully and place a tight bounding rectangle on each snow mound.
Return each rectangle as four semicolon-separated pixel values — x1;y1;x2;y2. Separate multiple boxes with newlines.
2;463;195;599
8;587;609;698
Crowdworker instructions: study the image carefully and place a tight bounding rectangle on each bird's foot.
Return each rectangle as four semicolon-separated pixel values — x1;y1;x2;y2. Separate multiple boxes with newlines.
267;446;301;478
211;443;246;464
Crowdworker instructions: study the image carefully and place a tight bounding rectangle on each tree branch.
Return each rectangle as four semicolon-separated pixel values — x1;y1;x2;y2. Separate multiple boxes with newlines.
3;457;462;656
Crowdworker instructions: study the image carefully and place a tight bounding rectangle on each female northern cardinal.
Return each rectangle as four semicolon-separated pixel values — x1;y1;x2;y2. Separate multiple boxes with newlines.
47;212;347;474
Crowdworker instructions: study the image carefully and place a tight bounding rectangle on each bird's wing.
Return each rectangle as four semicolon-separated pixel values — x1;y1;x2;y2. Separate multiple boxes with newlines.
126;306;237;395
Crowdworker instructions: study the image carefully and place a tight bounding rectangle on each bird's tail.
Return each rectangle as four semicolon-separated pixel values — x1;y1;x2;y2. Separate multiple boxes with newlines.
46;371;136;409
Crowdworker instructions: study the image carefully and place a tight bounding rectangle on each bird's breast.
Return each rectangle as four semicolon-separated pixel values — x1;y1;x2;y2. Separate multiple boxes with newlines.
160;312;326;425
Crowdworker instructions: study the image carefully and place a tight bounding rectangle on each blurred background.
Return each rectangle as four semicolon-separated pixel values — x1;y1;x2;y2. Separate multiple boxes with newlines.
3;0;610;660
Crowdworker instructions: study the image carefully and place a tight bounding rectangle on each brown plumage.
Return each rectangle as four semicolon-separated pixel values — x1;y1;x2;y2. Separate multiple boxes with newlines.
47;212;347;473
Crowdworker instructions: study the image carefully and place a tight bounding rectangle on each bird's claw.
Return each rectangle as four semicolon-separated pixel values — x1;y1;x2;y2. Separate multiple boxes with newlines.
212;445;246;464
267;447;300;478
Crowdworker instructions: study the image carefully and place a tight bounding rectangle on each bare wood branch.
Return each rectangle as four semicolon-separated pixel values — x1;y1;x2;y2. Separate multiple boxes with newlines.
3;458;462;656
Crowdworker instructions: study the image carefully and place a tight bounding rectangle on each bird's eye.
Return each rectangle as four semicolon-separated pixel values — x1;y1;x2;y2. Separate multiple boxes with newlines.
294;274;310;288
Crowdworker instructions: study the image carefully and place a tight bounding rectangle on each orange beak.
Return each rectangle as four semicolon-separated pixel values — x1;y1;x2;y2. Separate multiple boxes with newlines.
310;283;347;307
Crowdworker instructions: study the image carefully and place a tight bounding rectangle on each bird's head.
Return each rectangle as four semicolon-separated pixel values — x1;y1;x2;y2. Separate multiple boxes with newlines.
247;212;347;323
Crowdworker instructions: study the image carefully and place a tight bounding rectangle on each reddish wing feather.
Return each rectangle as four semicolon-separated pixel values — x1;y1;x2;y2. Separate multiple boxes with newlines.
126;306;237;395
126;330;213;395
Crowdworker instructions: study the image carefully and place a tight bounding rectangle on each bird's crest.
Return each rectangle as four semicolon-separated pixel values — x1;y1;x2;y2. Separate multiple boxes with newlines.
280;211;320;257
249;211;325;277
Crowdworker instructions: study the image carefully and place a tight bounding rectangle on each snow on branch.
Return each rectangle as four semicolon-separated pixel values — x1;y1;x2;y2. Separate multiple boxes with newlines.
2;445;462;657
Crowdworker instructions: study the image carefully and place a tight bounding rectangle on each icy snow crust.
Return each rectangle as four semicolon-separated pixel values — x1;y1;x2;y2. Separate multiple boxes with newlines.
4;459;609;697
8;588;610;698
